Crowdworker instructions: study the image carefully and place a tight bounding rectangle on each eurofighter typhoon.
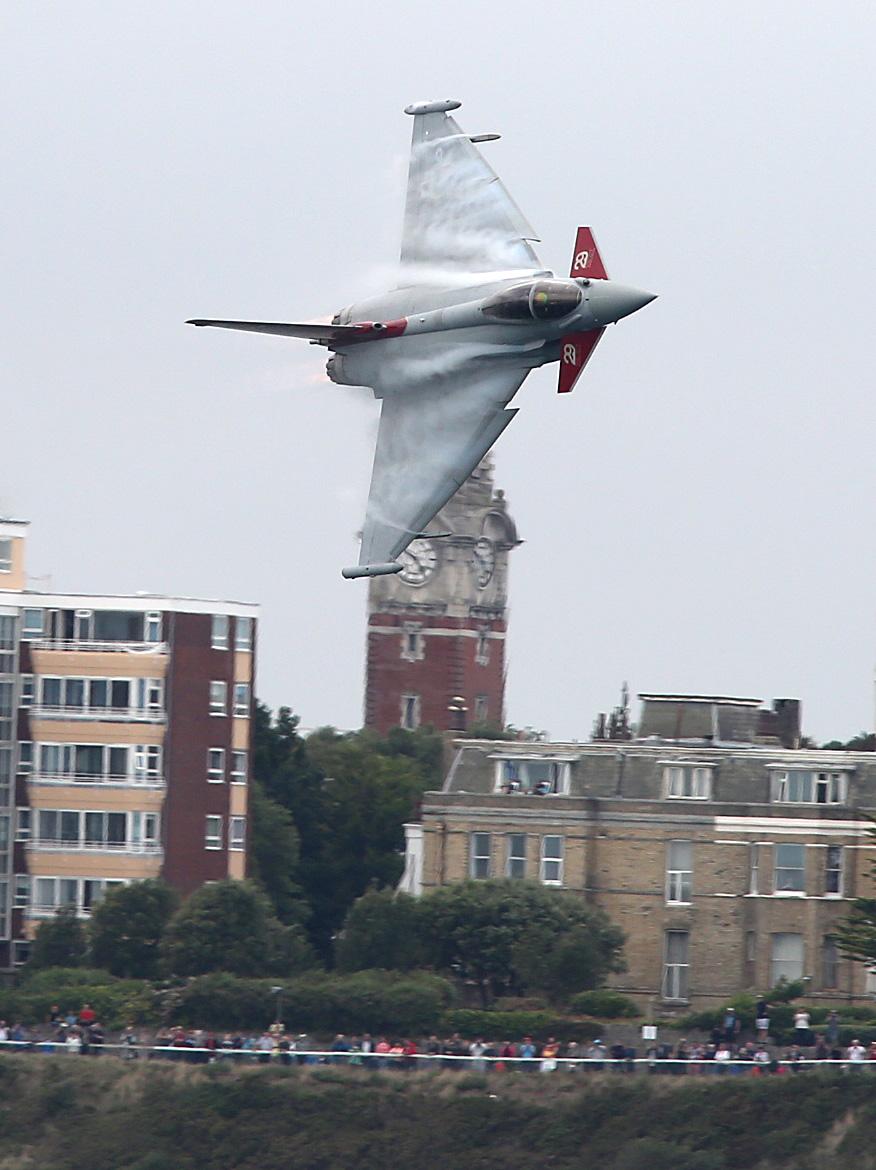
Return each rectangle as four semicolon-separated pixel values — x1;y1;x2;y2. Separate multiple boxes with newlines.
189;99;655;579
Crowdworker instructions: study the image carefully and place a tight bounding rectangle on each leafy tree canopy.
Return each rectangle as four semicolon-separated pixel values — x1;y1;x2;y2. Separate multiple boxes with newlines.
822;731;876;751
335;887;428;973
247;779;310;926
88;879;179;979
160;879;317;978
29;906;88;971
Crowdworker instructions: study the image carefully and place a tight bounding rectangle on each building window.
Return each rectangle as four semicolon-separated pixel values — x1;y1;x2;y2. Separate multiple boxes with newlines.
15;808;31;841
664;765;712;799
144;612;162;643
823;937;839;989
133;745;162;783
235;617;253;652
21;609;44;640
666;840;693;904
475;631;490;665
211;614;229;650
772;770;847;804
207;748;225;783
12;943;31;967
400;625;423;662
496;758;569;795
230;816;246;851
540;836;564;885
474;696;488;724
233;683;251;717
825;845;843;896
13;874;29;907
209;681;227;716
16;741;32;774
231;751;247;785
663;930;690;1001
19;675;34;707
746;930;757;963
0;538;11;572
771;933;804;985
506;833;527;879
749;843;760;895
205;816;223;850
401;694;420;731
774;843;806;894
470;832;491;879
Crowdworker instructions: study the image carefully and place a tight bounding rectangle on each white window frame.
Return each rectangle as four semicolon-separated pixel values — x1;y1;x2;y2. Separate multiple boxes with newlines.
13;874;29;908
16;741;32;774
207;748;225;784
400;624;423;662
19;674;34;707
205;815;223;850
506;832;527;879
749;842;760;894
211;614;229;650
664;765;712;800
234;617;253;652
774;842;806;895
666;840;693;904
21;609;44;640
230;751;247;785
771;769;848;805
15;807;31;842
825;845;843;896
209;681;227;716
229;816;246;851
233;683;251;717
469;832;491;879
475;631;490;665
144;611;162;643
662;930;690;1001
540;835;564;885
770;932;804;985
0;537;11;573
494;758;570;795
401;693;420;731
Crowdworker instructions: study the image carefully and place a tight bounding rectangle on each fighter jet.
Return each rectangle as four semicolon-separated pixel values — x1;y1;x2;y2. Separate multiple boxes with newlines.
188;99;655;579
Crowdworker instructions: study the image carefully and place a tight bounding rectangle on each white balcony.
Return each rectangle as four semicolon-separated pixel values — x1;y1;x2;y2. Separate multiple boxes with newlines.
31;639;169;655
26;771;165;788
30;705;166;724
27;839;162;855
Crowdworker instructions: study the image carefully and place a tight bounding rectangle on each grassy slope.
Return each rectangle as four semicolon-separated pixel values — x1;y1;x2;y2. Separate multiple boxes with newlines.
1;1058;875;1170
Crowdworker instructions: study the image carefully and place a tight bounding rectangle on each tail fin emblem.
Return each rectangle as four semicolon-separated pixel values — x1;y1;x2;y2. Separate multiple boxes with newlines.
573;250;591;272
562;342;579;365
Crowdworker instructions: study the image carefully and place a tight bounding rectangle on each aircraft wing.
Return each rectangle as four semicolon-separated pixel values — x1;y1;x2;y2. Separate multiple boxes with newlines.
355;364;529;570
400;104;542;280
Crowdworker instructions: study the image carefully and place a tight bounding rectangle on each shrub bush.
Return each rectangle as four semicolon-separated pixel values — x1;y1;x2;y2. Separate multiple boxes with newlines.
567;990;640;1019
0;969;157;1029
440;1009;602;1042
167;970;455;1036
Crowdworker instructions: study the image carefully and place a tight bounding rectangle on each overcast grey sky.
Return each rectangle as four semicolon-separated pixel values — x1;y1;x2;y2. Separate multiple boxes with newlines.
3;2;875;743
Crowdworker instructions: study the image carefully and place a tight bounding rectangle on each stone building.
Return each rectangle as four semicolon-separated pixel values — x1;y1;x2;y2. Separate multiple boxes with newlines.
364;457;519;733
0;518;257;967
400;692;876;1012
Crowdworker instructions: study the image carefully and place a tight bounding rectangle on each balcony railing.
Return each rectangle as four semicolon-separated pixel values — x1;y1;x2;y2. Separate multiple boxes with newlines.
31;705;166;724
27;839;162;855
27;771;165;787
31;639;169;655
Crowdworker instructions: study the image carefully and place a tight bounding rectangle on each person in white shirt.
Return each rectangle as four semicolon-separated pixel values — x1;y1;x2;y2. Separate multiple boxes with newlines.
847;1039;867;1063
793;1009;812;1047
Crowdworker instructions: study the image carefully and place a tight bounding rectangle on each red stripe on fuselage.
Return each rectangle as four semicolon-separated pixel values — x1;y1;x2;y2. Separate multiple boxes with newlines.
350;318;408;342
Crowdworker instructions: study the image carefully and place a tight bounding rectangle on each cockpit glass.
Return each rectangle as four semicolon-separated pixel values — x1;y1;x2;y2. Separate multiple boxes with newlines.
482;281;582;322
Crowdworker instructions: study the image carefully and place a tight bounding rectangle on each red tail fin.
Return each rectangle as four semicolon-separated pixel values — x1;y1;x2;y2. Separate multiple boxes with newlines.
570;226;608;280
558;330;604;393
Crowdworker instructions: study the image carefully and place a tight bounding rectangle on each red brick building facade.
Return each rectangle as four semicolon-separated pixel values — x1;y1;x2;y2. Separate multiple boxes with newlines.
364;459;519;734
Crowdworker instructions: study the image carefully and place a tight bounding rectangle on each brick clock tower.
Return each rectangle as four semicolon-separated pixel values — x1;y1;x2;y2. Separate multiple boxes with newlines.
364;458;520;734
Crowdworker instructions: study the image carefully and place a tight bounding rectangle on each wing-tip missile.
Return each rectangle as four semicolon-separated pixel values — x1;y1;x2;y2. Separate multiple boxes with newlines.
404;99;461;116
341;562;403;580
469;134;501;143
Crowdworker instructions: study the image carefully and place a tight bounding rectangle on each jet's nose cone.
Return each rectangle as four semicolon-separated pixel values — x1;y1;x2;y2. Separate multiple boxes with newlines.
587;280;657;325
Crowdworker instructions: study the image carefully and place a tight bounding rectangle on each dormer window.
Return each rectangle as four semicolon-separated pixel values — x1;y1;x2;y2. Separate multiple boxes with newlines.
664;764;712;799
772;770;848;804
495;758;569;795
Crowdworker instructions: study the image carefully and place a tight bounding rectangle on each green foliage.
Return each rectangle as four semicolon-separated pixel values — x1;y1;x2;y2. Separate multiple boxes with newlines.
247;779;310;925
440;1008;603;1042
29;907;87;970
167;970;455;1035
335;888;427;971
568;990;640;1018
420;879;625;1004
160;879;318;978
88;879;179;979
0;968;156;1028
822;732;876;751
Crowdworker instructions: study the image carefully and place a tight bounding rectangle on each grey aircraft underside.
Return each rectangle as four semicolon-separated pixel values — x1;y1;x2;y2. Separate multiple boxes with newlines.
189;99;656;579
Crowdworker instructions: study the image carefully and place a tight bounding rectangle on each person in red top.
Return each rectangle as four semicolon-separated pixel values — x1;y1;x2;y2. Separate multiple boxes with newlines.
77;1004;96;1028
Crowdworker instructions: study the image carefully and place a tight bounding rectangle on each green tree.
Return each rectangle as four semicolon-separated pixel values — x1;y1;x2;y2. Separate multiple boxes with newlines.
420;880;626;1005
823;731;876;751
334;888;427;972
160;879;318;977
248;779;309;925
88;879;179;979
29;906;88;970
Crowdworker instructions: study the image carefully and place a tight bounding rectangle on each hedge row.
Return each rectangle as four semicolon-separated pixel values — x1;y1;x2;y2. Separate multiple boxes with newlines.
441;1009;603;1042
0;968;157;1030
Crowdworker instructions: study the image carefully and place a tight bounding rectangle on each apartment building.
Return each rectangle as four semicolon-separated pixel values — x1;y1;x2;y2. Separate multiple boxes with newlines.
0;519;258;968
400;693;876;1012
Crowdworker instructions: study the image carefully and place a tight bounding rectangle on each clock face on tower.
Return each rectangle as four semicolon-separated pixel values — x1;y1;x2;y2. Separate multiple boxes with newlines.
398;538;439;586
472;537;496;588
